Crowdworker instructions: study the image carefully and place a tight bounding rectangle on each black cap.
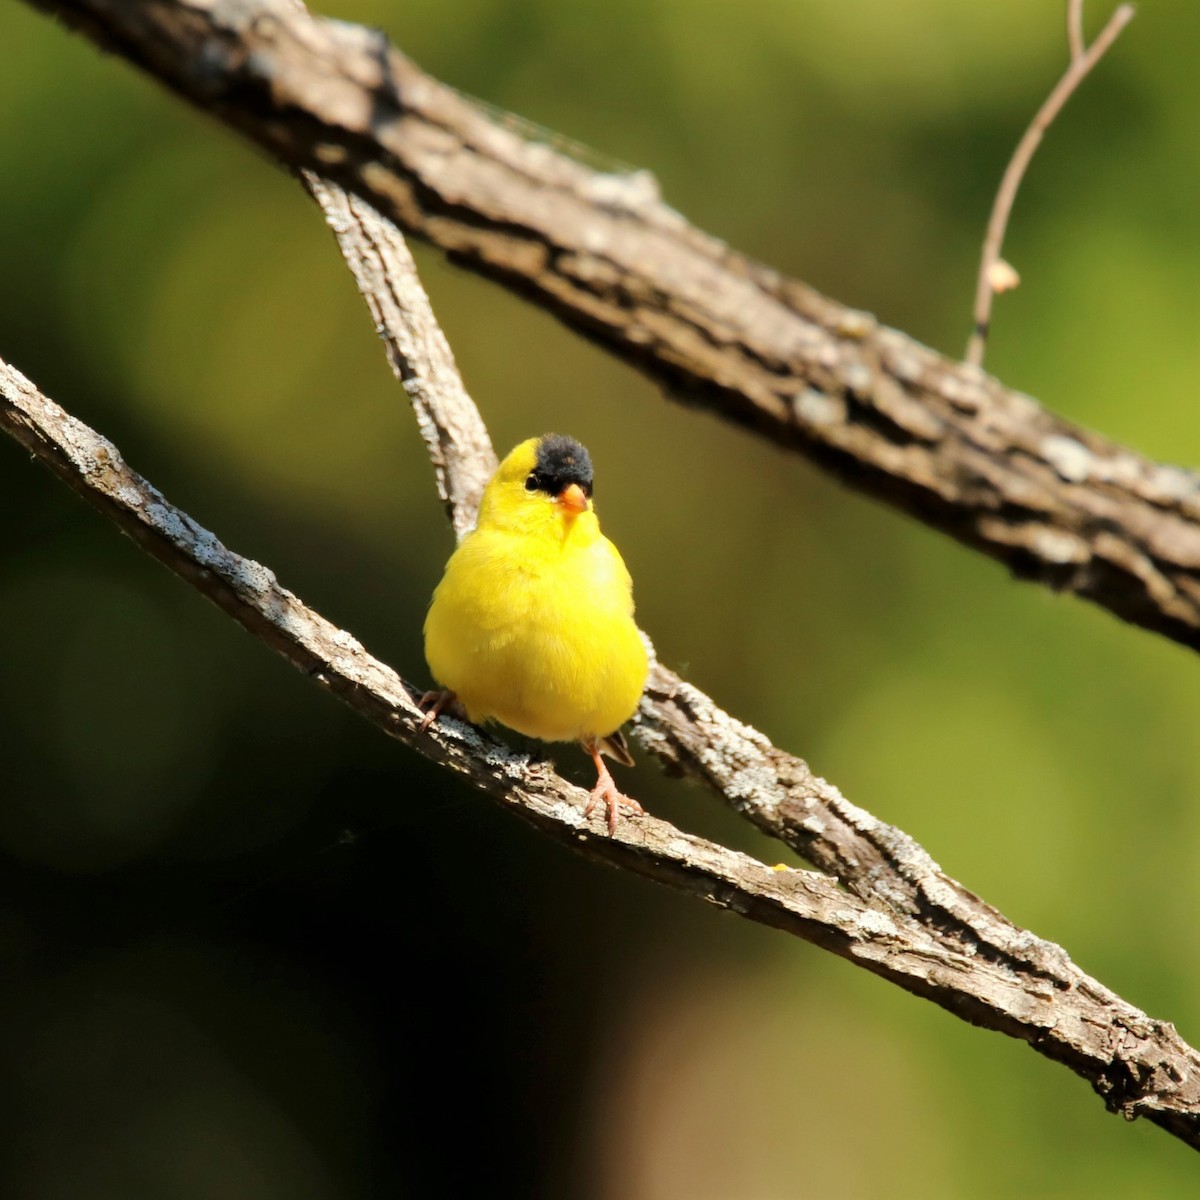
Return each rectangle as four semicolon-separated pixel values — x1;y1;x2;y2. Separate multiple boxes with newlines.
526;434;594;497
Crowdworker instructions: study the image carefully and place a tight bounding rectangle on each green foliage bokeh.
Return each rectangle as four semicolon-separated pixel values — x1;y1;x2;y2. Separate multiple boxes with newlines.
1;1;1198;1196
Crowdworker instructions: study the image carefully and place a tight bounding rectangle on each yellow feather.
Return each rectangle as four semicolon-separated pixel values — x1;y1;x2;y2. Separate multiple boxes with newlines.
424;436;648;747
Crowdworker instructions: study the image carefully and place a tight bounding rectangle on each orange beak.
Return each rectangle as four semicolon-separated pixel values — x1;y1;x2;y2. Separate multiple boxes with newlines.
557;482;590;515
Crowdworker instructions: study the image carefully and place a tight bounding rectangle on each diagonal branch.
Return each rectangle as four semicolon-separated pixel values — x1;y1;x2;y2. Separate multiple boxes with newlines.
23;0;1200;661
287;173;1200;1149
6;349;1200;1150
299;174;928;923
10;0;1200;1153
299;171;497;540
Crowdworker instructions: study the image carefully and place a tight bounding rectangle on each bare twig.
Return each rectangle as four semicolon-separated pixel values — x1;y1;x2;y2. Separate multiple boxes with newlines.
1068;0;1086;62
966;3;1135;366
300;171;496;539
6;351;1200;1148
22;0;1200;665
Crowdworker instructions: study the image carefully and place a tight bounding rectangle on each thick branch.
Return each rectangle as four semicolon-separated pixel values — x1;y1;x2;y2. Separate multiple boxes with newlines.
5;354;1200;1149
25;0;1200;658
13;0;1200;1152
278;176;1200;1148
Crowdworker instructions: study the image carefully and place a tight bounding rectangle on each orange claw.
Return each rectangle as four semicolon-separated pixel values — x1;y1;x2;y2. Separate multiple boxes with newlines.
583;741;644;835
418;689;456;732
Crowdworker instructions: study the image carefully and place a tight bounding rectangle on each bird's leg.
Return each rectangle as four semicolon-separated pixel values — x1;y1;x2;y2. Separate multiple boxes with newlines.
418;689;458;732
583;740;644;835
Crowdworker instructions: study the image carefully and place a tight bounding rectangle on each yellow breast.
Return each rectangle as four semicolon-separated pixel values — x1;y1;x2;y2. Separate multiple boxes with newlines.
424;514;648;744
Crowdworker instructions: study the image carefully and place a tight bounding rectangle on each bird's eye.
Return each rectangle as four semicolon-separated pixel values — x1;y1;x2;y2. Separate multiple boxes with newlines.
524;473;539;492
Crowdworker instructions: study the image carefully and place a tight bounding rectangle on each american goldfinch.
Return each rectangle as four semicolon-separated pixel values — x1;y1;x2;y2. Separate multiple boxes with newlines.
422;434;648;833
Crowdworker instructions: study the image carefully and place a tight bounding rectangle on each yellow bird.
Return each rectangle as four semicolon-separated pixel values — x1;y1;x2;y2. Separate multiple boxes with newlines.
422;434;649;833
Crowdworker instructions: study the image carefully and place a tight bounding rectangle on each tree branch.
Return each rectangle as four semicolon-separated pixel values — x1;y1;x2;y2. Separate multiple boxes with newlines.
299;171;497;540
6;349;1200;1149
24;0;1200;661
11;0;1200;1153
277;171;1200;1148
296;176;996;926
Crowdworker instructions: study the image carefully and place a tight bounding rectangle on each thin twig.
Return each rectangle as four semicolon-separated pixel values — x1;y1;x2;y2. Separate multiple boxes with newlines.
1068;0;1086;62
966;3;1135;366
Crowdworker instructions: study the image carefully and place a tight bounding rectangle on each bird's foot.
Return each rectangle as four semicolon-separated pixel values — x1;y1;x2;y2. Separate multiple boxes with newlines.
583;739;643;835
584;780;644;836
418;689;458;732
583;750;644;836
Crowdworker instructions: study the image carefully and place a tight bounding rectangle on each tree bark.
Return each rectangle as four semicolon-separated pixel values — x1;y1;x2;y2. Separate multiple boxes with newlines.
5;350;1200;1149
11;0;1200;1157
25;0;1200;658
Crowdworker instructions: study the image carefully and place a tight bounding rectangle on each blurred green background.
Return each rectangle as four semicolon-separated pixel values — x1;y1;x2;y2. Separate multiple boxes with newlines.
2;0;1199;1195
